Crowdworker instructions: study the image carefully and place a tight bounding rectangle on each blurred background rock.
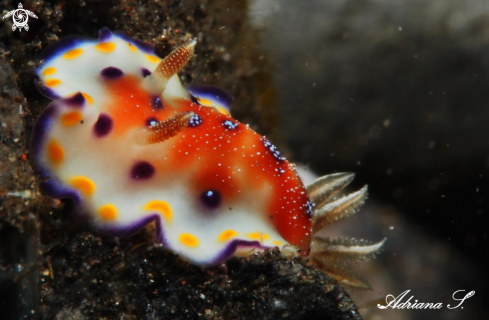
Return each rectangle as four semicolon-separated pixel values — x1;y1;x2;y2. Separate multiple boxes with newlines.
251;0;488;319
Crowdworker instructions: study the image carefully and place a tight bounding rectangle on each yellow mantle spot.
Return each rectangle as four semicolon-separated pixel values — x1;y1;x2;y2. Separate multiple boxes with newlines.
145;54;160;63
272;240;284;246
81;92;94;105
47;139;64;165
179;233;199;247
216;106;230;115
99;204;117;220
144;200;172;221
69;176;95;196
96;42;116;53
247;232;270;241
61;111;83;126
218;230;238;242
63;48;83;59
42;67;56;76
197;98;212;107
45;79;61;87
127;43;137;52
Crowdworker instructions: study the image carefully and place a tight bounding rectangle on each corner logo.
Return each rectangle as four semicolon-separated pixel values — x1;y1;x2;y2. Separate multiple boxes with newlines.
2;3;38;32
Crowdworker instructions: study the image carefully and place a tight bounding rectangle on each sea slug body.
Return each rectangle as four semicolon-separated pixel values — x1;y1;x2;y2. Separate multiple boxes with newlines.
31;28;385;289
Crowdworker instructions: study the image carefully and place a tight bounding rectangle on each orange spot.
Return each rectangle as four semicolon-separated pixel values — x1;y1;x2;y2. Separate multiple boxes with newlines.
96;42;116;53
63;48;83;59
61;111;83;126
127;43;138;52
21;153;27;161
247;232;270;241
45;79;61;87
179;233;199;247
47;140;64;165
42;67;56;76
218;230;238;242
144;200;172;221
145;54;160;63
81;92;94;105
98;204;118;220
272;241;285;246
69;176;96;196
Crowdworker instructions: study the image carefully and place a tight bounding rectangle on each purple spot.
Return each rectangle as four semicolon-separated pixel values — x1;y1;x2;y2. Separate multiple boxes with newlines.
145;117;158;127
64;92;85;107
261;138;285;162
142;68;151;77
151;96;163;109
306;200;314;217
222;120;238;130
188;114;203;127
200;190;221;209
101;67;124;79
131;161;155;180
93;113;113;137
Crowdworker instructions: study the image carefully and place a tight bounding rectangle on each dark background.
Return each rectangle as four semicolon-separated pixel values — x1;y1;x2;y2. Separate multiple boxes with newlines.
252;0;489;272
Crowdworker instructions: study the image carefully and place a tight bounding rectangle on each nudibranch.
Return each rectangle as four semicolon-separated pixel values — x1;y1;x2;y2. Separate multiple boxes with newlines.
31;28;385;289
